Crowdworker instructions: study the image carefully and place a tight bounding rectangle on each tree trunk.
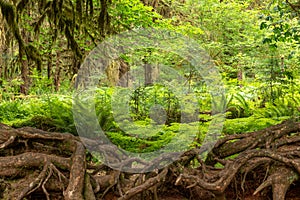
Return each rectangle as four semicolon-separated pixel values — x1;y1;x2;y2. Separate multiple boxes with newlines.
237;68;243;87
54;52;61;91
0;10;4;80
19;49;29;95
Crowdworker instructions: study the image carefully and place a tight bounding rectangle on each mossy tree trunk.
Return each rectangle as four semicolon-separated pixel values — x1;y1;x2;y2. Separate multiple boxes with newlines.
0;10;4;80
0;0;108;93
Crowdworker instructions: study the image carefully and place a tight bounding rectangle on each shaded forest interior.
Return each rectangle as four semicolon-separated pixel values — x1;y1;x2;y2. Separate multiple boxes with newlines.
1;0;300;199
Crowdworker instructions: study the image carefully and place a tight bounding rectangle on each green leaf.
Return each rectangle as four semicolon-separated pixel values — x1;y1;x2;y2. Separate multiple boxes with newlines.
266;15;273;21
260;22;267;30
262;38;272;44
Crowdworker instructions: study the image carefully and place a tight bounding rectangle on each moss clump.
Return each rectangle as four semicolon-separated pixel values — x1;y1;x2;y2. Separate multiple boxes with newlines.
223;116;288;135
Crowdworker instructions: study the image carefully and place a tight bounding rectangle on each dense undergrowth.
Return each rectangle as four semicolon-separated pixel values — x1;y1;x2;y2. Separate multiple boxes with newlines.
1;0;300;155
1;81;299;154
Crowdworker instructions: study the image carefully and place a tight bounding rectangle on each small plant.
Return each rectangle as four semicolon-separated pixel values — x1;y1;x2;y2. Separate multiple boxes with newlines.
226;93;253;119
129;85;181;125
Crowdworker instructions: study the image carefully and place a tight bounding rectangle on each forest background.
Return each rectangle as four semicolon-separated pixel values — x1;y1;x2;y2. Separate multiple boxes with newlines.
1;0;300;199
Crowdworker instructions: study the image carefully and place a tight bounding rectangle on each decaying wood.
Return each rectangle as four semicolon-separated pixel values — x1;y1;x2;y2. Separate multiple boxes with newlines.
0;120;299;199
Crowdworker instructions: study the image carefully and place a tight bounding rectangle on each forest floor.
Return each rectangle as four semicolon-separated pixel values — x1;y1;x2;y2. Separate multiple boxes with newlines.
0;119;300;200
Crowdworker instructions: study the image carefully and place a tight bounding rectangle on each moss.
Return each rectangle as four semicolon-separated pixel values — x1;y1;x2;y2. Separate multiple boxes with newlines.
223;116;288;135
12;115;55;130
10;115;76;134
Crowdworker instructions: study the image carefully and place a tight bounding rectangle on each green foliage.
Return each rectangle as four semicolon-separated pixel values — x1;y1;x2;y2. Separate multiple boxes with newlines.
94;88;119;132
129;85;181;124
226;93;252;119
109;0;162;31
0;78;23;100
255;96;300;118
259;1;300;48
223;116;287;135
28;69;53;94
0;100;29;122
106;121;202;153
0;95;76;134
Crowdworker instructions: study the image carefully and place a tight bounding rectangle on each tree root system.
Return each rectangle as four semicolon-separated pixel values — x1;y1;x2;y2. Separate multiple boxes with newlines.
0;119;300;199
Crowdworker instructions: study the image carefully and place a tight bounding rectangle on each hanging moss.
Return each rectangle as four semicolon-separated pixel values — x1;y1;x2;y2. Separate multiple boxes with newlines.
38;0;47;12
25;44;42;72
76;0;82;22
88;0;93;16
16;0;32;13
1;0;102;90
64;24;83;61
0;1;24;49
33;10;48;35
0;0;42;75
0;1;17;31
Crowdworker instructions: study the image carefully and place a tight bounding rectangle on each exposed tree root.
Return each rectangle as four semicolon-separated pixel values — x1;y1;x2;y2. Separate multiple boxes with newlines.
0;119;300;199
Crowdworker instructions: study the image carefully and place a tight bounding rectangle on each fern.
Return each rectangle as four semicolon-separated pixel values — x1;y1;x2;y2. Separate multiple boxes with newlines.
255;96;300;118
226;93;252;118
